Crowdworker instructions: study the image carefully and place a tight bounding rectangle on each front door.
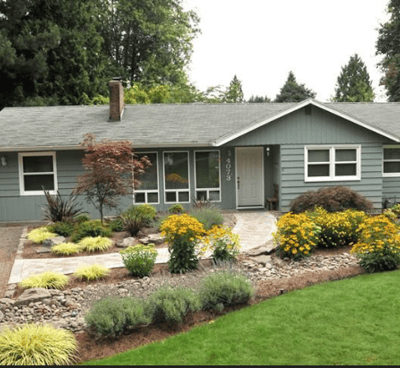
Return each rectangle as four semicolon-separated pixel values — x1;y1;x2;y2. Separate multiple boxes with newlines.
236;147;264;207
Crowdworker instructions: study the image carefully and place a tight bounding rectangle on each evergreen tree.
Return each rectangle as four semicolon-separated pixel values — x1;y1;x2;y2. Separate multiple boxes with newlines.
274;71;316;102
333;54;375;102
247;95;271;103
376;0;400;101
223;75;244;103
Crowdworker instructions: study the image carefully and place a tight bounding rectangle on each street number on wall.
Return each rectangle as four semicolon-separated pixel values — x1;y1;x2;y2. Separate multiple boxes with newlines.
226;158;232;181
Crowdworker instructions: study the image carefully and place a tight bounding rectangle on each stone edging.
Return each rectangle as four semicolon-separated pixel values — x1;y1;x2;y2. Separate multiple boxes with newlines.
15;227;28;261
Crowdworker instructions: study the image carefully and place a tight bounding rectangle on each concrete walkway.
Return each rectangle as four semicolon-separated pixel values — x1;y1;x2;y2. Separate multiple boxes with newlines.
8;211;277;284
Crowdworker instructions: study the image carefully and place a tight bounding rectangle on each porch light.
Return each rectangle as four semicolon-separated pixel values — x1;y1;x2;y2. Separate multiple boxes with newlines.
266;147;270;156
1;156;7;167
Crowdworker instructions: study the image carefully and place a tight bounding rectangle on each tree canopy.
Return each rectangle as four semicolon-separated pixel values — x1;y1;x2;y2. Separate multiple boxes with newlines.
247;95;271;103
223;75;244;103
333;54;375;102
376;0;400;101
274;71;316;102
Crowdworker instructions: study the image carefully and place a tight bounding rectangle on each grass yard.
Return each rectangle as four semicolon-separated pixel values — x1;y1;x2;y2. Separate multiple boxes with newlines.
83;269;400;365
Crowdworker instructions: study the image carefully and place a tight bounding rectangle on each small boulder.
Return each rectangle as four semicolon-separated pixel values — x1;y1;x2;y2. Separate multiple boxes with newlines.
42;236;66;247
35;246;52;254
117;237;136;248
144;234;165;245
16;288;52;306
249;255;272;266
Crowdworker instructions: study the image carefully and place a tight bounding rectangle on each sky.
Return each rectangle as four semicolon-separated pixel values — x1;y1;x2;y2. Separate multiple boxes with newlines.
182;0;390;102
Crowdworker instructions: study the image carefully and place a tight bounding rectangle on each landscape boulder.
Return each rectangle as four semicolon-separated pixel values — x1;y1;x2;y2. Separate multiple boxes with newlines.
15;288;52;306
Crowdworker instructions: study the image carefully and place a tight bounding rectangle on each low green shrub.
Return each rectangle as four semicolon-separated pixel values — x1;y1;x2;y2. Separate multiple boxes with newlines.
199;270;254;312
383;208;397;221
190;208;224;231
51;242;82;256
168;204;184;214
390;203;400;217
74;213;91;223
147;285;202;323
121;204;158;236
78;236;113;252
0;323;77;365
85;297;152;337
70;220;112;242
19;271;69;289
108;217;124;232
73;264;110;281
351;215;400;273
120;244;158;277
47;221;76;237
27;227;57;244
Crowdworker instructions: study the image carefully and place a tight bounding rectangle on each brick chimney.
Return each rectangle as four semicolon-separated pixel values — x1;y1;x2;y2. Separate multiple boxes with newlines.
109;77;124;121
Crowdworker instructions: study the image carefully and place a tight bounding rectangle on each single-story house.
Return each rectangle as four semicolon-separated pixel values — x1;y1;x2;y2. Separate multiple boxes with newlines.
1;79;400;222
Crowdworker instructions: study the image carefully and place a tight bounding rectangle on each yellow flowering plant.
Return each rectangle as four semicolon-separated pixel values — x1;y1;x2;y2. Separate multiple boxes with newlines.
307;207;367;248
204;226;241;263
351;215;400;272
160;214;206;273
273;212;321;260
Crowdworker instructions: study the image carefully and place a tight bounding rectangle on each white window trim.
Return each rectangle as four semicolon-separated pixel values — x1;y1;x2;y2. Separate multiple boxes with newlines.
304;145;361;182
383;145;400;177
133;151;160;204
163;151;191;204
18;151;58;196
194;150;222;203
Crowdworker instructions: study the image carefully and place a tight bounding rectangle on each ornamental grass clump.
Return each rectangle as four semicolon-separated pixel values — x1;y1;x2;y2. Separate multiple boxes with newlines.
161;214;206;273
307;207;367;248
120;244;158;277
27;227;57;244
51;242;82;256
147;285;202;324
273;212;321;260
203;226;241;263
73;264;110;281
199;270;254;312
19;271;69;289
351;215;400;273
0;323;77;365
78;236;113;252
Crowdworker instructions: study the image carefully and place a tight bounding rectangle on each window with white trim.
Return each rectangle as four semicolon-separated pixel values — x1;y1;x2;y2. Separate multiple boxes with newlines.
383;146;400;176
195;150;221;202
305;145;361;182
19;152;58;195
134;152;159;204
163;151;190;203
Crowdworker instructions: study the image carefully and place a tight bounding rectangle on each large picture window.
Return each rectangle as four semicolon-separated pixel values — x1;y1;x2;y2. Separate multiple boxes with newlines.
383;146;400;176
163;151;190;203
305;145;361;182
134;152;159;204
195;150;221;202
19;152;57;195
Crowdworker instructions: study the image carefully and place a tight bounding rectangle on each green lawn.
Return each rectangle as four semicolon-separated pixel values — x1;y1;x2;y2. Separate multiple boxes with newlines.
83;270;400;365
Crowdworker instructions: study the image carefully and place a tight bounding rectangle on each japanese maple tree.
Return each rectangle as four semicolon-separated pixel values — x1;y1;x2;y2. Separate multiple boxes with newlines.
74;134;151;223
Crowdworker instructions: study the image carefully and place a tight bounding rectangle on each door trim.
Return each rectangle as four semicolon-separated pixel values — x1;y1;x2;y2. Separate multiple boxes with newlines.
235;147;265;209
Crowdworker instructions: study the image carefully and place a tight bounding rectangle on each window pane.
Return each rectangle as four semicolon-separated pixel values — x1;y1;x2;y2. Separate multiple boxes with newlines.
335;164;356;176
195;151;220;189
23;156;53;173
135;153;158;190
164;152;189;190
308;164;329;177
384;148;400;160
336;149;356;162
147;192;158;203
135;192;145;203
166;192;176;202
196;190;207;201
209;190;220;201
178;191;189;202
384;162;400;173
24;174;54;191
308;150;329;163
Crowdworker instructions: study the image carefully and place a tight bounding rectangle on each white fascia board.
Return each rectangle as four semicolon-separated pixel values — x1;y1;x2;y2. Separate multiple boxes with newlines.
213;99;400;146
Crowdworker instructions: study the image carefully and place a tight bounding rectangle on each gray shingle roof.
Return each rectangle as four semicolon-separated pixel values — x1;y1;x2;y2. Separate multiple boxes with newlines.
1;100;400;151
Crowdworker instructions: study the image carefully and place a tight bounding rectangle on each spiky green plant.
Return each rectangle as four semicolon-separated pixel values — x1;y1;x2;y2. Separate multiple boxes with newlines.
0;323;77;365
19;271;69;289
78;236;113;252
27;227;57;244
51;242;82;256
73;264;110;281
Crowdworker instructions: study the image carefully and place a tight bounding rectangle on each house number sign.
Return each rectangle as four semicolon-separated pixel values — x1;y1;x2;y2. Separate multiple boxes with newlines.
226;158;232;181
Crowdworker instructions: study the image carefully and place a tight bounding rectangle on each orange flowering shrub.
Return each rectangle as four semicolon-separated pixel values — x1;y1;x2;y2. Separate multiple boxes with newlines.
273;213;321;260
